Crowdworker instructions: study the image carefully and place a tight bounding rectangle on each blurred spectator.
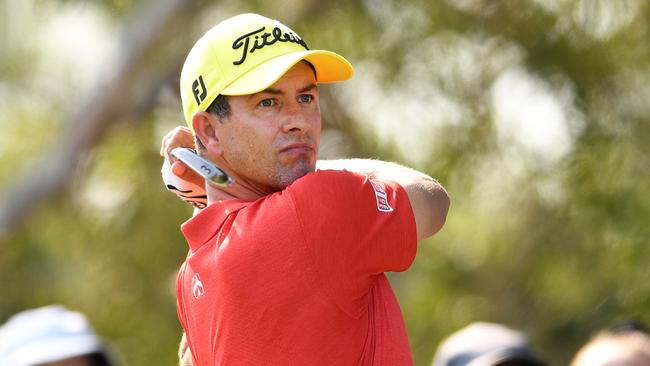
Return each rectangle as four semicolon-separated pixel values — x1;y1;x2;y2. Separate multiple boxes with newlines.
178;332;193;366
570;321;650;366
432;322;546;366
0;305;114;366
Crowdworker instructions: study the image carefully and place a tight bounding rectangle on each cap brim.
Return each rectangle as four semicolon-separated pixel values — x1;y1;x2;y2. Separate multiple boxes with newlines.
221;50;353;96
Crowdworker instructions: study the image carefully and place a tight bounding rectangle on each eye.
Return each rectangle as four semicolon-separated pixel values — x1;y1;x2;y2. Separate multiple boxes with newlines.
259;98;276;107
298;94;313;103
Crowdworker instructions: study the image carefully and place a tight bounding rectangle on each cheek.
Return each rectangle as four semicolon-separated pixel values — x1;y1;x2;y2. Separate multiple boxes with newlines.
310;109;322;144
227;126;274;163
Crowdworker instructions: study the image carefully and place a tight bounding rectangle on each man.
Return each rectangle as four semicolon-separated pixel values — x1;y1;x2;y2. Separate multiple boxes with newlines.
570;322;650;366
161;13;450;365
0;305;115;366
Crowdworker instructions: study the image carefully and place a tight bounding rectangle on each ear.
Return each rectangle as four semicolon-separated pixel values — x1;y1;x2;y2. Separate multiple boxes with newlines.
192;111;223;154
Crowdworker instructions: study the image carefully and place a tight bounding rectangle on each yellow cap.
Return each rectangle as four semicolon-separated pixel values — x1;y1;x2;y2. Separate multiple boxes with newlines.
180;13;354;128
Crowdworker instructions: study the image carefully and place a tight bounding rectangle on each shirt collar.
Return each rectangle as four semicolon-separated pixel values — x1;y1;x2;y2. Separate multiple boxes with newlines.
181;199;251;252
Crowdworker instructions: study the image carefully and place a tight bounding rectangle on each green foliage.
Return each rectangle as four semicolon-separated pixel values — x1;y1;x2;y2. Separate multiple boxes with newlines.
1;0;649;365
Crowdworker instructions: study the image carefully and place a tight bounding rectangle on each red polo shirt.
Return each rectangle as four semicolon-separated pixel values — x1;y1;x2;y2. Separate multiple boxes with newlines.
176;169;417;365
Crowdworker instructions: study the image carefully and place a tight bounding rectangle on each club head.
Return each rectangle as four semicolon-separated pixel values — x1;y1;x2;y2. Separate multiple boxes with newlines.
171;148;233;187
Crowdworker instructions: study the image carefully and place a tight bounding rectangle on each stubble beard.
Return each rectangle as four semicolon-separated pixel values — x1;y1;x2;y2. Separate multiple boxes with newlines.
273;156;315;190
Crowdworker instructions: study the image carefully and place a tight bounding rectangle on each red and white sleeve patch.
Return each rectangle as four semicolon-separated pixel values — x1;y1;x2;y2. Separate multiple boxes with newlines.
369;179;394;213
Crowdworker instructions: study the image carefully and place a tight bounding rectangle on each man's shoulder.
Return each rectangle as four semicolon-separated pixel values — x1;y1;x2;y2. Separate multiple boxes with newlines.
282;169;369;211
289;169;365;189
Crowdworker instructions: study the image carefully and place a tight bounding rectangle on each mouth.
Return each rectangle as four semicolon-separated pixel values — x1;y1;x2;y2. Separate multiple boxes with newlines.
279;143;315;155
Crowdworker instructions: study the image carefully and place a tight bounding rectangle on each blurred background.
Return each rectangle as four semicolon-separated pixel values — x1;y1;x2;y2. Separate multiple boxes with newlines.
1;0;648;365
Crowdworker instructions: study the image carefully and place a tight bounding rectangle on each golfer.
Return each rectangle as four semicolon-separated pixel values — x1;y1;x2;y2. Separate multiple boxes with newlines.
161;13;450;366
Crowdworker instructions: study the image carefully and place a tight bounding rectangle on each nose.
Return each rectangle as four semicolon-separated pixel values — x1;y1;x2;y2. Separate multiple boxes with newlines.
280;102;311;135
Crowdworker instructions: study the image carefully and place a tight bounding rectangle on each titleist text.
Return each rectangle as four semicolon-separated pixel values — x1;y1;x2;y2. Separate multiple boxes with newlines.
231;26;309;65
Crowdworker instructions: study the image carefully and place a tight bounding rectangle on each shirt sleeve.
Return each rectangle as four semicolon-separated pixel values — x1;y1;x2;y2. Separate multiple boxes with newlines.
287;169;417;315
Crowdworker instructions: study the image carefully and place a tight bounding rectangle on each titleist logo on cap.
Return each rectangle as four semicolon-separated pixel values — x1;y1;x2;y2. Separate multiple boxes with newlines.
231;26;309;66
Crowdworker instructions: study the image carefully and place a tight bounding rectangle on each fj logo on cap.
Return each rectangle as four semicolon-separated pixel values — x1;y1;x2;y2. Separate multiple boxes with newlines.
192;75;207;105
232;26;309;66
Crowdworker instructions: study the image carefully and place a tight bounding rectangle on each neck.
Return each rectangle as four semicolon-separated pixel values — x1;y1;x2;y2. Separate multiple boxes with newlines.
196;151;271;203
205;180;270;204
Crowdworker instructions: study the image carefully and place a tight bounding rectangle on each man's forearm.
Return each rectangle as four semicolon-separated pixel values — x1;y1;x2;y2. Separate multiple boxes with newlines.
317;159;450;241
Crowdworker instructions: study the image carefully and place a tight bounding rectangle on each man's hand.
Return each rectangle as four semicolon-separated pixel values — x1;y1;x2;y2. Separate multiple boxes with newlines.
160;126;208;208
160;126;204;187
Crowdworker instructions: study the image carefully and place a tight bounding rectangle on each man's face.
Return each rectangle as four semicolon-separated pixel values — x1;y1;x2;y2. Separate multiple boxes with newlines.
214;61;321;192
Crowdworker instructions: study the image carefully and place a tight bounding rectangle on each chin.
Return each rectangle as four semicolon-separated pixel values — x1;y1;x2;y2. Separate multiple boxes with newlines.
275;161;314;189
